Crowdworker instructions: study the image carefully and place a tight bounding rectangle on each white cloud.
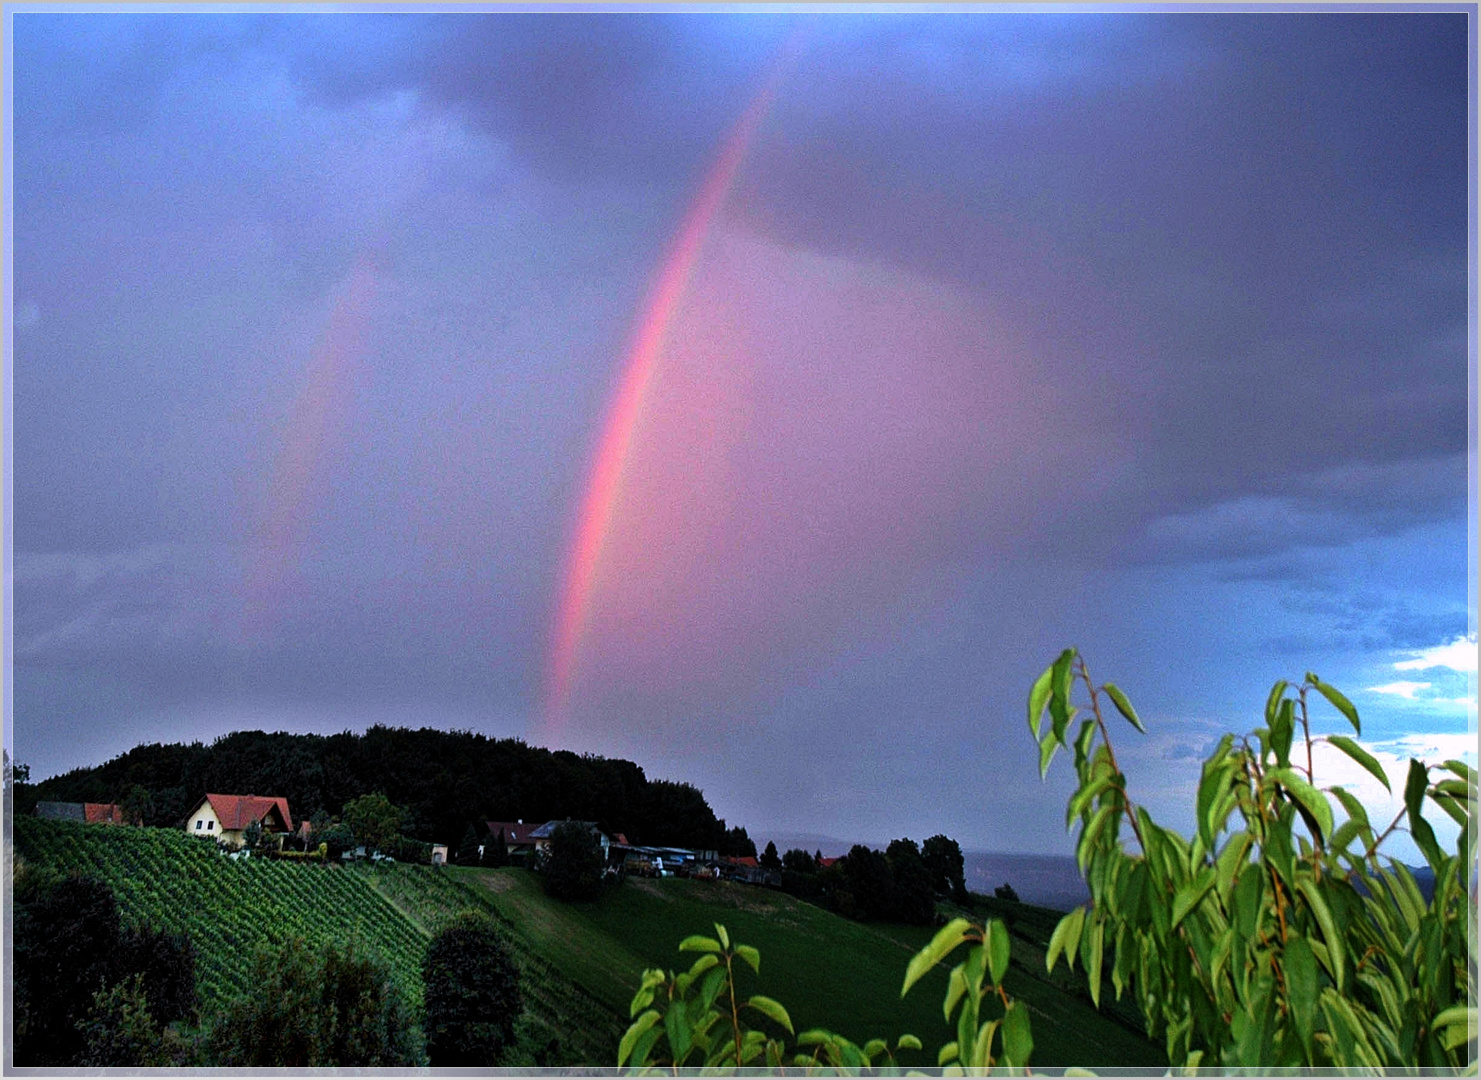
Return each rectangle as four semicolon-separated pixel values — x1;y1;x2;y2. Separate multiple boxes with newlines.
1394;634;1478;674
1366;681;1431;700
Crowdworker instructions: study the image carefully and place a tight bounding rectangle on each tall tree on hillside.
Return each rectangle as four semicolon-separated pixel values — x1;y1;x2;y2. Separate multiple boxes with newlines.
885;838;937;925
422;911;522;1065
481;828;509;868
456;825;482;866
921;834;969;903
760;841;781;870
720;824;757;858
543;821;604;901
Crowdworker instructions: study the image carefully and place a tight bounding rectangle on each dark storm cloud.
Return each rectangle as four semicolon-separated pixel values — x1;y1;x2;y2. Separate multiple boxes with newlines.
9;12;1471;852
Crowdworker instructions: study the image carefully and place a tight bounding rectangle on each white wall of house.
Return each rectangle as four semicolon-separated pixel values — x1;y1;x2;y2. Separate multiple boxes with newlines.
185;800;243;846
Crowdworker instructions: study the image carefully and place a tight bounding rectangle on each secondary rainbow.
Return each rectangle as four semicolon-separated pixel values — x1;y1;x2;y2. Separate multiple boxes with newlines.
543;38;802;742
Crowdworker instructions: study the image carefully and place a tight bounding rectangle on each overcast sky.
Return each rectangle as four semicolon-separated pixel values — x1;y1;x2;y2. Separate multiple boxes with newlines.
7;9;1475;859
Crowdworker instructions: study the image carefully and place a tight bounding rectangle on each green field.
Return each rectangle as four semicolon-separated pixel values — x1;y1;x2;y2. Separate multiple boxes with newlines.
15;818;1164;1069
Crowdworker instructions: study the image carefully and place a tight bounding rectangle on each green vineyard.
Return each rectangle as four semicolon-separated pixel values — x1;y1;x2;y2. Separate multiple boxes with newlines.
11;817;621;1065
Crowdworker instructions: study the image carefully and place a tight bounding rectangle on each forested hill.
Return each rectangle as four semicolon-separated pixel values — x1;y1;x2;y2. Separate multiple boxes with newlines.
22;727;743;853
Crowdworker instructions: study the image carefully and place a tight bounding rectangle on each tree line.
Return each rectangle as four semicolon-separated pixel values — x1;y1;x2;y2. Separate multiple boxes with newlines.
760;835;969;925
20;726;754;855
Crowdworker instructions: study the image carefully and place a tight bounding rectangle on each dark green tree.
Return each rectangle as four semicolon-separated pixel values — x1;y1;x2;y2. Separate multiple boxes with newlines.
13;872;121;1065
759;841;781;870
456;824;482;866
422;911;523;1065
921;834;969;903
781;848;816;874
721;824;757;858
119;784;153;827
542;821;604;901
342;792;406;856
885;838;937;925
840;845;896;921
994;882;1020;904
482;827;510;868
321;821;355;859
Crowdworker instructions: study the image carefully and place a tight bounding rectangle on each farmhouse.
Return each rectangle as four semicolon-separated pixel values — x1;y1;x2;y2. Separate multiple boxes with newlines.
34;801;126;824
184;793;293;849
483;821;542;862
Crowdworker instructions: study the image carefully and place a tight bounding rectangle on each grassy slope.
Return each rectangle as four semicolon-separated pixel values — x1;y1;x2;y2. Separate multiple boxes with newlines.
460;868;1167;1069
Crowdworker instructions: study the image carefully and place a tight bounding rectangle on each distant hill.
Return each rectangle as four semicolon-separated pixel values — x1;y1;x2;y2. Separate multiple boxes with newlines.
21;726;747;854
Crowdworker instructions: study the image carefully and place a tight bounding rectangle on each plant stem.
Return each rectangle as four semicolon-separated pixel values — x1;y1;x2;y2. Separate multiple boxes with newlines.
1077;658;1147;854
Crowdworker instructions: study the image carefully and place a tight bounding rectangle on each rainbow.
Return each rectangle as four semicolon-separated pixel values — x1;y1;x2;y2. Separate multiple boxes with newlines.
542;35;804;742
243;254;379;641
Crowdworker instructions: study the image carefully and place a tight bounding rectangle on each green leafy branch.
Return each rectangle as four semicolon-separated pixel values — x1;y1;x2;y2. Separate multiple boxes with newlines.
1029;648;1477;1070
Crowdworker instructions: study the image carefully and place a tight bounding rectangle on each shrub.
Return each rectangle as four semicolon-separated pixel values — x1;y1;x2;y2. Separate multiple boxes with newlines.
422;911;522;1065
208;936;422;1066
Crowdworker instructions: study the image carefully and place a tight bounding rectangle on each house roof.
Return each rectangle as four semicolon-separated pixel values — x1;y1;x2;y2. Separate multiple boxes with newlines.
484;821;540;846
199;793;294;833
726;856;759;868
35;801;85;822
529;820;608;842
84;803;124;824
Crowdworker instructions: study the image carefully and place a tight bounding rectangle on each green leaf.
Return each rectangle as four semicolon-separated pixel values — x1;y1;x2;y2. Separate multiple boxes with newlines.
1265;679;1290;726
745;995;794;1035
1404;759;1445;872
714;923;730;949
1046;907;1081;973
1077;803;1117;874
1039;734;1061;780
937;1041;960;1066
618;1009;661;1068
902;916;973;996
1102;682;1145;733
679;935;721;954
1086;917;1105;1008
1433;1005;1477;1052
734;944;760;974
1283;934;1318;1058
897;1033;923;1052
1271;698;1295;770
1307;674;1360;735
1062;906;1088;971
1325;735;1391;793
942;963;967;1022
686;952;720;980
1028;663;1054;741
1170;867;1216;931
664;1004;692;1063
1442;759;1477;785
987;918;1011;986
1050;649;1077;742
1294;877;1345;993
1001;1000;1034;1067
1328;785;1370;831
1265;767;1334;845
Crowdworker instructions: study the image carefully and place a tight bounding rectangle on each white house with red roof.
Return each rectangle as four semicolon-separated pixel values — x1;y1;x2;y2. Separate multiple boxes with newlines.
184;793;294;849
